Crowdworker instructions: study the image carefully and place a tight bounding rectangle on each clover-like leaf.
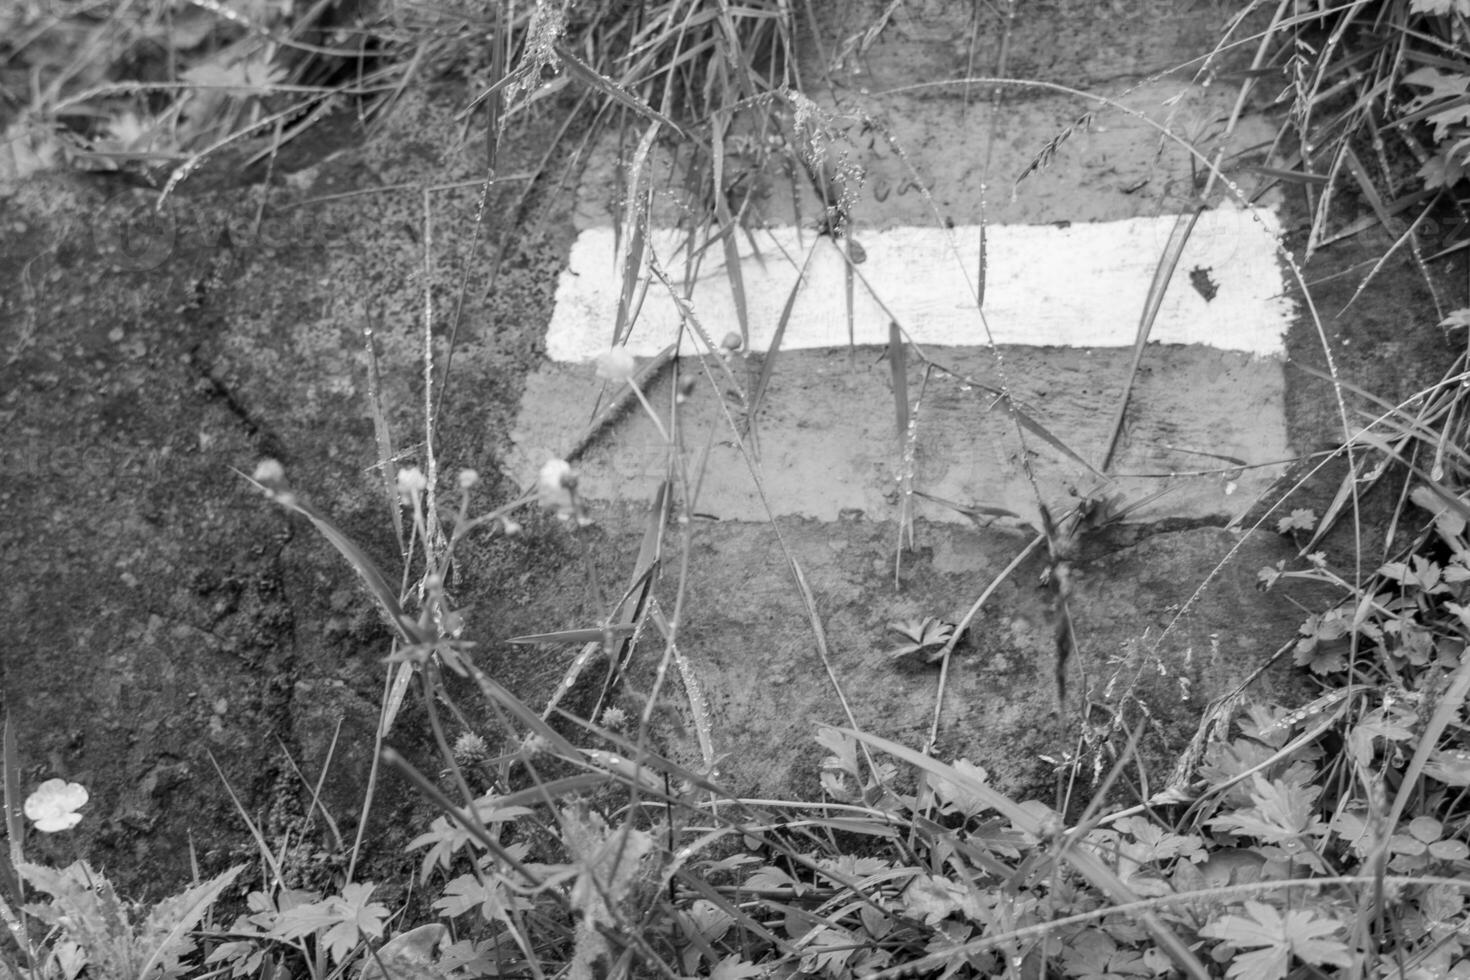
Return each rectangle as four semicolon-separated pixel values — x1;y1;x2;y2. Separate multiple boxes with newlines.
1201;901;1351;980
1276;508;1317;535
270;882;387;965
885;617;956;663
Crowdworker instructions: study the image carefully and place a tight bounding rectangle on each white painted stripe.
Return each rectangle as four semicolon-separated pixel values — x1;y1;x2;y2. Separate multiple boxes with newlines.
546;208;1292;362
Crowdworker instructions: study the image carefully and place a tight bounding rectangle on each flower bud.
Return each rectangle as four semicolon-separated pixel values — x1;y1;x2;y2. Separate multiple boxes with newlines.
397;466;427;500
595;346;637;383
253;459;285;484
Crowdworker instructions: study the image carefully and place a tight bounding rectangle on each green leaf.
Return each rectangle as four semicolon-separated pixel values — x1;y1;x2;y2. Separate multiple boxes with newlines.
1423;748;1470;786
560;807;654;917
1224;945;1288;980
326;882;387;962
359;924;447;980
798;924;857;976
815;727;861;781
1114;815;1206;864
926;758;995;818
1208;774;1327;848
1293;609;1353;674
884;617;956;662
710;954;764;980
900;875;972;926
1379;555;1445;593
18;861;243;980
1059;928;1115;980
743;865;800;894
1276;508;1317;535
134;864;245;979
18;861;135;978
1402;68;1470;141
1411;0;1470;13
270;883;387;965
1201;901;1351;980
203;939;266;978
432;874;528;924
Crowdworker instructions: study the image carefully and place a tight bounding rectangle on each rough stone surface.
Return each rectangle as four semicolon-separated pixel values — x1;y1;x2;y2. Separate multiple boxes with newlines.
0;0;1460;905
598;517;1322;804
515;344;1288;526
0;88;577;898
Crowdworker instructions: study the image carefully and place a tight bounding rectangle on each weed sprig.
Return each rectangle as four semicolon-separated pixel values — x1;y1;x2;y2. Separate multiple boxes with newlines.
5;2;1470;979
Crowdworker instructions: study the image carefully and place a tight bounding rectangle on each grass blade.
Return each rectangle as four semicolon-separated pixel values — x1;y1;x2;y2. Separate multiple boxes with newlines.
362;317;404;559
889;321;910;453
593;480;670;715
464;663;581;760
927;533;1045;754
273;731;345;853
134;865;245;980
1297;441;1389;556
649;604;717;776
845;729;1210;980
976;220;987;311
747;244;816;427
1100;207;1201;472
613;124;660;349
843;235;856;361
508;625;640;646
890;321;914;578
243;469;415;643
843;273;1106;481
1385;655;1470;834
379;747;546;890
911;489;1024;527
552;42;688;140
538;485;665;718
2;714;21;876
380;656;414;740
710;114;750;350
0;713;27;948
1335;191;1440;318
205;749;284;889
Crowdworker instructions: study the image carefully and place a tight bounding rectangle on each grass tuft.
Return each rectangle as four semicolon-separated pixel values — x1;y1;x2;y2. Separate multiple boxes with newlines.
6;2;1470;979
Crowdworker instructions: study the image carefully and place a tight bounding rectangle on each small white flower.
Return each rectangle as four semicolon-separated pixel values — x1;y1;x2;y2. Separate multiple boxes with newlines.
397;466;427;499
253;459;285;484
457;468;480;490
595;347;637;383
250;458;297;506
24;779;88;833
501;517;521;536
519;732;550;758
538;458;575;516
600;706;628;730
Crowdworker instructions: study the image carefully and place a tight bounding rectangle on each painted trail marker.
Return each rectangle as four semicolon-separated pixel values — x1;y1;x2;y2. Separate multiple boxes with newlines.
511;209;1293;525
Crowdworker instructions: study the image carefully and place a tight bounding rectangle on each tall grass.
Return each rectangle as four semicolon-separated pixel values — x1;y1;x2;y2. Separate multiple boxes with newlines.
4;1;1470;979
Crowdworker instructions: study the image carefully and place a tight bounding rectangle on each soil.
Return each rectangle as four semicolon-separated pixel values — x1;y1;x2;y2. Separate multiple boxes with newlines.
0;0;1462;908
